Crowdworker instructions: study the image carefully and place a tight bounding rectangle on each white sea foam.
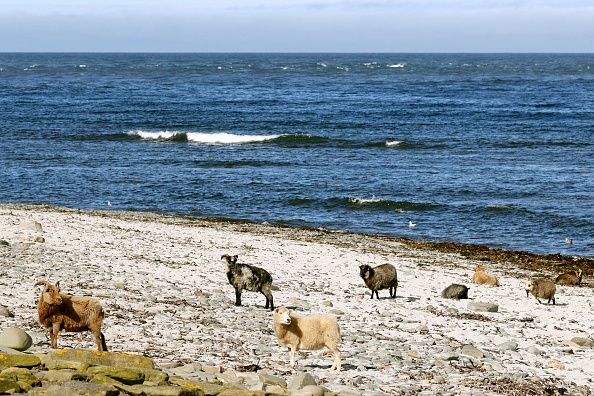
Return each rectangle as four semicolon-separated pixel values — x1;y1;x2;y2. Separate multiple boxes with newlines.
129;131;178;140
386;140;403;146
186;132;281;144
350;196;383;204
128;130;281;144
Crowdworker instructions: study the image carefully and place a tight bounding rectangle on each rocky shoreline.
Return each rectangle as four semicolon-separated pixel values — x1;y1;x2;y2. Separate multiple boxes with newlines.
1;203;593;395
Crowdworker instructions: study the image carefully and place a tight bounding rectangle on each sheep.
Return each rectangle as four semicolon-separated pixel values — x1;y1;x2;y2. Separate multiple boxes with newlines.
525;278;556;305
472;264;500;287
359;263;398;299
222;254;274;310
441;284;469;299
34;280;108;351
555;269;583;286
273;307;341;371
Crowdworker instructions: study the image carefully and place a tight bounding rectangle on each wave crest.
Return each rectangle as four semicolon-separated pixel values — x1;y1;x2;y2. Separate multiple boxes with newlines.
127;130;282;144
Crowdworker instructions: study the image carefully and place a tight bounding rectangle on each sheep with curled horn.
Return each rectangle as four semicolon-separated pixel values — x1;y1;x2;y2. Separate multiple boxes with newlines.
34;280;108;351
222;254;274;310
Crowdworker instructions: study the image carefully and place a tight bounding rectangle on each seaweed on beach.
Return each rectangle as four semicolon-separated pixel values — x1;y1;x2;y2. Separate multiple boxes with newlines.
465;375;592;396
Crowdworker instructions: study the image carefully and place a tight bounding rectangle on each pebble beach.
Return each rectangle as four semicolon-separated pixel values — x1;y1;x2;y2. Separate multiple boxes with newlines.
1;203;593;395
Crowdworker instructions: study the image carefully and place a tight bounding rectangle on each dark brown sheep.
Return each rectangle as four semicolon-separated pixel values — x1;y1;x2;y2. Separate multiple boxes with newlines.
359;264;398;299
555;269;583;286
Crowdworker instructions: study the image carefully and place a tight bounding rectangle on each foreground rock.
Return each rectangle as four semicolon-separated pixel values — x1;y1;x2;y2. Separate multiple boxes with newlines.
0;348;349;395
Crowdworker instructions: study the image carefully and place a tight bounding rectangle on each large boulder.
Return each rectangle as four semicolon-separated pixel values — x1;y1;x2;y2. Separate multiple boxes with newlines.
0;327;33;351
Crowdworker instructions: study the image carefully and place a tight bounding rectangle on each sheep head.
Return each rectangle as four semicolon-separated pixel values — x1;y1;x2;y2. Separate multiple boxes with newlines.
34;280;63;305
274;307;292;325
359;265;372;280
221;254;238;270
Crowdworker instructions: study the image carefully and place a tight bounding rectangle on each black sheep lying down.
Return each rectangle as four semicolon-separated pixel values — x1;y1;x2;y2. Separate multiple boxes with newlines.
221;254;274;310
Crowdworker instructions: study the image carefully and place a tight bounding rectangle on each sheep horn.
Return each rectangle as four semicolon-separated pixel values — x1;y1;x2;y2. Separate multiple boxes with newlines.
34;280;50;288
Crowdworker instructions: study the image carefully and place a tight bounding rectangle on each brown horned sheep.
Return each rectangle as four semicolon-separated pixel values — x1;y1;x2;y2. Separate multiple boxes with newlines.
472;264;500;287
273;307;341;370
359;263;398;299
34;280;108;351
555;269;583;286
525;278;556;305
222;254;274;310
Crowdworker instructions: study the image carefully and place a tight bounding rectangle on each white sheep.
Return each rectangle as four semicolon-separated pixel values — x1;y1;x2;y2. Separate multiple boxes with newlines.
34;280;108;351
273;306;341;371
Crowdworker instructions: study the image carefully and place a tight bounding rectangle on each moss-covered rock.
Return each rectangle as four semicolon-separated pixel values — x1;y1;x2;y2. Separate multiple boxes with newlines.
169;376;225;395
0;378;21;393
0;366;42;387
0;352;41;368
47;349;156;369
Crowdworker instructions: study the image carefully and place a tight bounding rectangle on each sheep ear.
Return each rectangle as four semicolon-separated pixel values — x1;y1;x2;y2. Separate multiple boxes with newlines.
56;281;60;288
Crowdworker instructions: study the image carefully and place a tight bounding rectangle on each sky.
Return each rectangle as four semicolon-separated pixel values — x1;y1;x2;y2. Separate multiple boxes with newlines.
1;1;593;53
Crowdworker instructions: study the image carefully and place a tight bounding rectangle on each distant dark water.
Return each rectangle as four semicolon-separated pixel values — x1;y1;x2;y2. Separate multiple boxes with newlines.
1;53;593;257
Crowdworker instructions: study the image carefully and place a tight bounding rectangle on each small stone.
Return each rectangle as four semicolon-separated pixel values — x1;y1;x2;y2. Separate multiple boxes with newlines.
202;365;223;374
293;385;327;396
288;372;317;391
259;373;287;388
0;305;14;318
467;301;499;312
461;344;484;359
322;301;333;307
497;341;518;352
34;236;45;243
570;337;594;347
19;221;43;232
548;359;565;370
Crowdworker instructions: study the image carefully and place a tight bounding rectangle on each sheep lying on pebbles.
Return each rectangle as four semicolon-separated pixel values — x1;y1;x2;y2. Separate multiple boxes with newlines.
525;278;556;305
273;307;341;371
472;264;500;287
555;269;583;286
222;254;274;310
34;280;108;351
441;284;469;300
359;263;398;299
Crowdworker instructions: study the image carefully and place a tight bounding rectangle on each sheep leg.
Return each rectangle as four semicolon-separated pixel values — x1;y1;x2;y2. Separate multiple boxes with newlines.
261;286;274;310
91;328;107;351
288;346;296;368
331;350;342;371
50;323;61;349
371;290;379;299
234;287;242;306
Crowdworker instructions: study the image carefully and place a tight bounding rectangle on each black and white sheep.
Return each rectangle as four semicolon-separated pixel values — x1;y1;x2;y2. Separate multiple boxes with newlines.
273;307;341;371
34;280;108;351
359;263;398;299
525;278;556;304
222;254;274;310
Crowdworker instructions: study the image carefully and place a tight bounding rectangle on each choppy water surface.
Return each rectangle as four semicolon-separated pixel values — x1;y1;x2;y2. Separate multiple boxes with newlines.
1;53;593;256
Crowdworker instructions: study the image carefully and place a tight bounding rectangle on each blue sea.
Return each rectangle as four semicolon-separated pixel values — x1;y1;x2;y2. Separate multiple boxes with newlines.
1;53;593;257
